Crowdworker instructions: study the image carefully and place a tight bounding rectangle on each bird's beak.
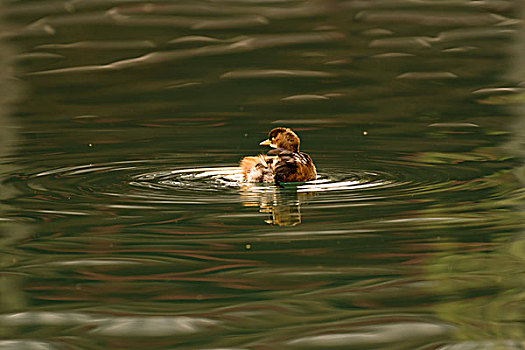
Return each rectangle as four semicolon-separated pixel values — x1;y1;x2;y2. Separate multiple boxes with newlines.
259;139;272;146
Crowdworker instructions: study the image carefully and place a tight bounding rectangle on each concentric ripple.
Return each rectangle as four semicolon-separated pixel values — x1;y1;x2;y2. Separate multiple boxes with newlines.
131;166;247;191
17;156;504;211
130;166;398;193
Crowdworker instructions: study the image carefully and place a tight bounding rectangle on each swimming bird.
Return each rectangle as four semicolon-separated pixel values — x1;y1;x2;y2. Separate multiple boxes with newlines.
240;127;317;183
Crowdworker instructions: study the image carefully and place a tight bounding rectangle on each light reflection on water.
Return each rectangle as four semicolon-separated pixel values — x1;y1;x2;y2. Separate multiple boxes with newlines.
1;0;524;349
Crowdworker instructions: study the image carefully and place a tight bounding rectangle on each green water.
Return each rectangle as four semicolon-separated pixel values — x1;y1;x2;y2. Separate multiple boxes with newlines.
1;1;524;349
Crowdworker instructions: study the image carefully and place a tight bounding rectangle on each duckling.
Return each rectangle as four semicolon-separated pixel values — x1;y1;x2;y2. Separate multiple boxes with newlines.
240;127;317;183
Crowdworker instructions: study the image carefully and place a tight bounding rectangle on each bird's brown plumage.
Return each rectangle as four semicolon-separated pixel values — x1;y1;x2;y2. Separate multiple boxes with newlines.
240;127;316;183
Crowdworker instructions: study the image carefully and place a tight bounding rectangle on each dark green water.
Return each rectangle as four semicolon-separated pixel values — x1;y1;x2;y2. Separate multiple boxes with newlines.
1;1;524;349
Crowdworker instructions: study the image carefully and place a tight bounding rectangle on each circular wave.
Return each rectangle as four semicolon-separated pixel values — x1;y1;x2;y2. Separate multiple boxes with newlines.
129;166;398;194
16;157;494;209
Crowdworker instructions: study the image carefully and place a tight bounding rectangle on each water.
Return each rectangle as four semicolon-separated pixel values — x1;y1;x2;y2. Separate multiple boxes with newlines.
1;1;524;349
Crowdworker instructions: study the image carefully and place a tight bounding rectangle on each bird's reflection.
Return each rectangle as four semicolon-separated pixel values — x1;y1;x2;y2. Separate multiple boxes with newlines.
239;185;314;226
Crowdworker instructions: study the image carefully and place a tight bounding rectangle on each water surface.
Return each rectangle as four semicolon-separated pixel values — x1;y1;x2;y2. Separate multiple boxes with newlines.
1;1;524;349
